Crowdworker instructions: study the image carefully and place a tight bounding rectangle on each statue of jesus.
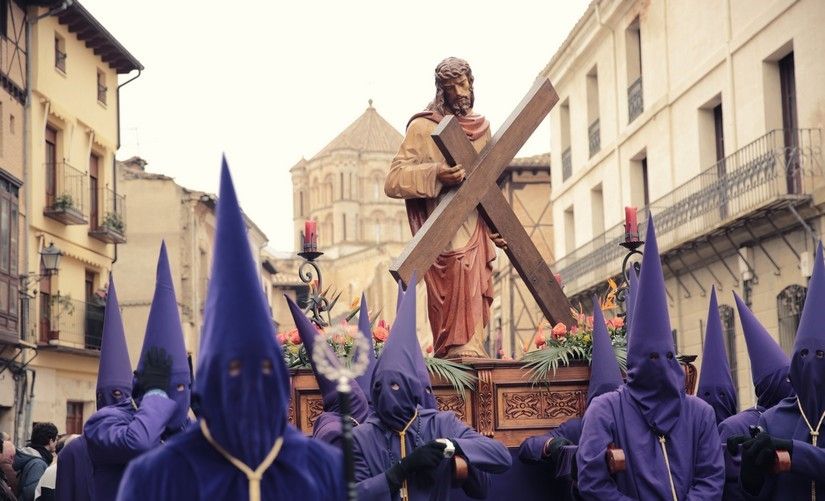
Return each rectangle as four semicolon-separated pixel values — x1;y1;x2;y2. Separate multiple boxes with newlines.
385;57;506;358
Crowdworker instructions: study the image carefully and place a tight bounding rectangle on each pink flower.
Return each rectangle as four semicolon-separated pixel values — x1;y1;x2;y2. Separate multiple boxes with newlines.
288;329;301;345
426;345;433;354
373;325;389;342
569;326;579;335
551;323;567;339
609;316;624;329
276;333;287;345
535;332;546;348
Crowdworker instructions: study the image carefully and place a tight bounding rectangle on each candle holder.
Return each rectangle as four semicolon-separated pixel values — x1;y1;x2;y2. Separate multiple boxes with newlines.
616;239;644;311
297;248;331;327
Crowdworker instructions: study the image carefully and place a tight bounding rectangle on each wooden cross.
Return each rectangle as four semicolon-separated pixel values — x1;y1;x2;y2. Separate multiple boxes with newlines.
389;77;575;326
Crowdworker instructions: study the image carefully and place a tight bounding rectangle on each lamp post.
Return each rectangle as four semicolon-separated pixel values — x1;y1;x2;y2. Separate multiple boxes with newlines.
20;242;63;296
617;209;643;312
297;223;333;327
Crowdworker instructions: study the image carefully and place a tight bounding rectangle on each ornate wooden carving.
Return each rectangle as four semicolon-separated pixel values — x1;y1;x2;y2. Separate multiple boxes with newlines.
306;397;325;427
502;392;541;419
476;369;494;437
540;390;586;419
287;394;295;425
436;394;468;421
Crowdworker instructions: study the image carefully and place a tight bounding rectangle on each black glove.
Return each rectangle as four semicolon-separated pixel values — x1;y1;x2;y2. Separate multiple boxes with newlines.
135;347;172;396
543;437;573;465
740;432;794;495
385;441;447;492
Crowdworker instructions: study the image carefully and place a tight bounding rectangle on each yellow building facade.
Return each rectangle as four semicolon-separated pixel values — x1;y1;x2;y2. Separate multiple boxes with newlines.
546;0;825;409
21;2;141;438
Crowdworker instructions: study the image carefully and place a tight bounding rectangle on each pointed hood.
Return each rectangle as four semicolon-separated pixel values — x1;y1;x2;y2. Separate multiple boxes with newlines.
371;274;433;429
356;293;377;400
136;242;190;430
286;296;369;422
587;296;623;405
96;273;132;409
790;242;825;422
193;158;290;466
697;287;737;424
626;216;685;435
733;293;792;409
625;267;640;336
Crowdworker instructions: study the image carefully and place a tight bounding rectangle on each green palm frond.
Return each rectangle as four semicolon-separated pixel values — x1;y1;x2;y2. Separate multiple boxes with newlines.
521;344;588;384
425;357;477;398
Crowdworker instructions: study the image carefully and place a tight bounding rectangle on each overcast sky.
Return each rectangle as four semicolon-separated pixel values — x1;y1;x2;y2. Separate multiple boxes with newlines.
81;0;590;251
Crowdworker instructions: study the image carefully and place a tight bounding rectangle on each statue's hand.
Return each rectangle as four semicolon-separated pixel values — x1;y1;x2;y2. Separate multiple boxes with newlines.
490;232;508;250
437;163;465;186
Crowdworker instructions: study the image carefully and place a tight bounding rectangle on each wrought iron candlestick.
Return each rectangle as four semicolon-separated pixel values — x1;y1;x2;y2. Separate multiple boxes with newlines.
298;230;330;327
616;239;644;311
312;329;371;501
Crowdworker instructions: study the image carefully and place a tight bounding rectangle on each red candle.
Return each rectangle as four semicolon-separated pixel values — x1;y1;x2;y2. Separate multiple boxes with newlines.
304;220;317;251
624;207;639;242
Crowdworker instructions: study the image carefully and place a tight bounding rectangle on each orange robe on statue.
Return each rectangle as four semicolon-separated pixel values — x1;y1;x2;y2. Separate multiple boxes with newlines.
385;110;496;358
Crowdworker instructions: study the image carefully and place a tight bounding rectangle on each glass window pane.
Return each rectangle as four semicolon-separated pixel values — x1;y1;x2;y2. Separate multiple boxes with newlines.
0;197;8;273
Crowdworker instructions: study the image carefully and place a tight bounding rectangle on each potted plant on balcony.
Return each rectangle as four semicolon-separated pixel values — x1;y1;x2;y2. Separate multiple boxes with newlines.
53;193;75;211
101;212;124;234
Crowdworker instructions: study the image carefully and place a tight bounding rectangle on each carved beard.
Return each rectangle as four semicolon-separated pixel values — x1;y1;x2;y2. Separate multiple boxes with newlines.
449;95;472;116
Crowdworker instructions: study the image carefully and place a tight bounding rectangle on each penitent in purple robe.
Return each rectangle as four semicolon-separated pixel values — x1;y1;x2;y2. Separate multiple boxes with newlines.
742;242;825;500
519;296;623;468
576;216;724;500
118;159;344;500
353;273;510;500
717;293;792;501
697;287;738;425
57;274;134;501
55;437;94;501
286;294;371;448
85;243;192;500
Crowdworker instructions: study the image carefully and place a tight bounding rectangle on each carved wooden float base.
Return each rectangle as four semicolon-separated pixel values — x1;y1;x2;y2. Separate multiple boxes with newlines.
289;358;698;448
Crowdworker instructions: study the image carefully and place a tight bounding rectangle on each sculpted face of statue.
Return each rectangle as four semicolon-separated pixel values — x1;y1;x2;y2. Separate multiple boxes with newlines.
431;56;476;117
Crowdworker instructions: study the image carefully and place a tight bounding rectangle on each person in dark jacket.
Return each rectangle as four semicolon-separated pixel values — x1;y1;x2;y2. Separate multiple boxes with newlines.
13;423;57;501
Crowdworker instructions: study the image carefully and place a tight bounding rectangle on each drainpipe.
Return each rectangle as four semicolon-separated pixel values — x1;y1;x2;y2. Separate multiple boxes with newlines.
112;68;142;266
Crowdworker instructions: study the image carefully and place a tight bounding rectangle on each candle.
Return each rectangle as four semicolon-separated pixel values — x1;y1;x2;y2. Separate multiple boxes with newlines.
624;207;639;242
304;220;317;251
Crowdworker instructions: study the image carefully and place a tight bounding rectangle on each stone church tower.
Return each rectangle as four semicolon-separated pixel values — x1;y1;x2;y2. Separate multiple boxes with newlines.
287;102;433;344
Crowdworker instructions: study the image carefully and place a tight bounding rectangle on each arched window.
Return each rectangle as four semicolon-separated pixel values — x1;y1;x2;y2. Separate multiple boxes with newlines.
718;304;738;406
777;284;807;354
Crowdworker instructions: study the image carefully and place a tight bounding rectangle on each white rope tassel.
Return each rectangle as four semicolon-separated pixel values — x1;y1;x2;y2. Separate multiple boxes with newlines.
658;435;678;501
201;420;284;501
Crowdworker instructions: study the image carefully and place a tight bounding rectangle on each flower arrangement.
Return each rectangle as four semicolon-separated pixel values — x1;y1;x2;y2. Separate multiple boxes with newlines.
521;279;628;383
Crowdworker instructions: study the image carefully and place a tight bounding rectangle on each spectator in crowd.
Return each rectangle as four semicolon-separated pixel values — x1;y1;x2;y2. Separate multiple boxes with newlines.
34;434;78;501
12;423;58;501
0;433;16;501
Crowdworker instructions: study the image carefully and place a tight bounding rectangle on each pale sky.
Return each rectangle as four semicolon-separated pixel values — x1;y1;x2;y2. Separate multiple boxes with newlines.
81;0;591;251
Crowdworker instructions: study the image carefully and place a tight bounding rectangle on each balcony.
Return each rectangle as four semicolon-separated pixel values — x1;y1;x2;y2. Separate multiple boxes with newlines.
628;77;643;123
38;294;104;352
553;129;823;296
44;162;87;225
588;119;601;158
562;147;572;181
89;188;126;244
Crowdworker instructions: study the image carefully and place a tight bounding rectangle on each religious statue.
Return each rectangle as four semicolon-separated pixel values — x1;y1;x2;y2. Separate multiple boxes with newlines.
385;57;506;358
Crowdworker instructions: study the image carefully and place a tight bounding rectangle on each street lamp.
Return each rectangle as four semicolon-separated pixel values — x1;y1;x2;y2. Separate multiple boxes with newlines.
39;242;62;275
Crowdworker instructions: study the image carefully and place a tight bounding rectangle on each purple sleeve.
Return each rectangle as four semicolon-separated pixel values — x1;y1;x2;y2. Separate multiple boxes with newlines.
575;398;635;501
85;396;177;464
718;417;748;501
789;440;825;481
685;405;725;500
353;435;392;501
518;435;549;463
446;413;511;499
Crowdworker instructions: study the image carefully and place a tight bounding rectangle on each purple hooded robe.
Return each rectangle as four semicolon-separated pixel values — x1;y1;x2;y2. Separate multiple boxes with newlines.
697;287;738;425
519;296;624;466
84;247;190;500
742;242;825;500
576;216;724;500
286;295;371;447
117;158;344;500
717;293;792;501
56;274;133;501
352;274;511;500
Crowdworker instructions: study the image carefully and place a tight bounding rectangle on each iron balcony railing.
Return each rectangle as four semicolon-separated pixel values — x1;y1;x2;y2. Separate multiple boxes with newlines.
38;293;104;351
553;128;823;294
628;76;643;123
44;162;87;224
589;119;601;158
90;187;126;241
562;147;572;181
